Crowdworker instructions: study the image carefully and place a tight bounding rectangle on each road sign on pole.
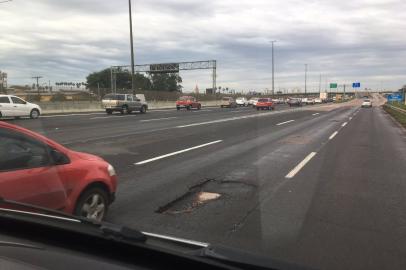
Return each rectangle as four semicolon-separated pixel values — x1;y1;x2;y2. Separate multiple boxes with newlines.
330;83;337;89
352;82;361;88
387;94;403;102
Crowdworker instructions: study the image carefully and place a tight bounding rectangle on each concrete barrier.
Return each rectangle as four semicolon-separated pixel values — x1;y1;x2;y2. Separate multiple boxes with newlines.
40;100;223;114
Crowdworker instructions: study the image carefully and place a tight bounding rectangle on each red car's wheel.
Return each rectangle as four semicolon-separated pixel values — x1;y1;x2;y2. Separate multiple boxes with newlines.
74;186;110;222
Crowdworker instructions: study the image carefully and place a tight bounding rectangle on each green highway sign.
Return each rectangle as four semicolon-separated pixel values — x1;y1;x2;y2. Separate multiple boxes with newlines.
330;83;338;89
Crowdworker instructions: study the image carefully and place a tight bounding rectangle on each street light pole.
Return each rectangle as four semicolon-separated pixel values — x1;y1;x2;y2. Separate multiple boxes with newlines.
270;40;276;96
319;73;321;94
128;0;136;95
304;64;308;95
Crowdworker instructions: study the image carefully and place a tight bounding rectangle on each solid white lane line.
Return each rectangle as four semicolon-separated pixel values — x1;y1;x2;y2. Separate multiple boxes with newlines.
349;116;353;120
90;115;136;120
149;109;176;112
140;117;177;122
285;152;317;179
276;120;295;126
199;109;213;112
135;140;223;165
342;122;348;127
42;112;104;118
329;131;339;140
312;113;320;116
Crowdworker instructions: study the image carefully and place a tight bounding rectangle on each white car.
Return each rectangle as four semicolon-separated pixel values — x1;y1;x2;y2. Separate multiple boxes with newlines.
306;98;315;105
361;99;372;108
248;98;259;107
314;98;323;104
236;97;249;106
0;95;42;119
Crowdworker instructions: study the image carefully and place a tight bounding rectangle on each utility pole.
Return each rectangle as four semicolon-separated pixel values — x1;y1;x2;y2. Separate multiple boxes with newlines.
128;0;136;95
304;64;308;95
97;83;101;100
270;40;276;96
343;84;346;100
318;74;322;93
32;76;43;98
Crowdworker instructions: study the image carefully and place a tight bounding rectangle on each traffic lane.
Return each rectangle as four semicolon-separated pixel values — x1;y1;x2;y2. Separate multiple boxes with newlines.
106;105;357;244
9;104;300;145
8;106;257;141
59;103;328;145
68;106;348;176
6;103;297;134
227;106;406;270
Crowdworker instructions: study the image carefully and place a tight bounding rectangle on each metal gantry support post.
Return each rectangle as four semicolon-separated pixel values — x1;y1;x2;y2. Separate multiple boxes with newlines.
212;60;217;94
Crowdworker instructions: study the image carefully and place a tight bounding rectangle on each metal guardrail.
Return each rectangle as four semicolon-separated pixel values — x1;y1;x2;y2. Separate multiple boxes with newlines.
385;104;406;114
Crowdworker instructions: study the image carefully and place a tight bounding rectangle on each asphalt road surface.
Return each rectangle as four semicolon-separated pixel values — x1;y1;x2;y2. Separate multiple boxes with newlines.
9;97;406;270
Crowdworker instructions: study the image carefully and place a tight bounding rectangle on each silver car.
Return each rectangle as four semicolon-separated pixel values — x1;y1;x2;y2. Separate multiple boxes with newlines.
102;94;148;114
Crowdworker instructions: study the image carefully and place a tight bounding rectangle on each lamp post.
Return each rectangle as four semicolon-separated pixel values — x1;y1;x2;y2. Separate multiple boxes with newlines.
270;40;277;96
304;64;308;95
128;0;136;95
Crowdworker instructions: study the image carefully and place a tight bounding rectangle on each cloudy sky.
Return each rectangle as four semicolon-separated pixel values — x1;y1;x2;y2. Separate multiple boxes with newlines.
1;0;405;92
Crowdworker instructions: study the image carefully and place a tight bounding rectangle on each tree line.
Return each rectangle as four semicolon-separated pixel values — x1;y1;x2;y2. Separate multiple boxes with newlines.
86;68;183;92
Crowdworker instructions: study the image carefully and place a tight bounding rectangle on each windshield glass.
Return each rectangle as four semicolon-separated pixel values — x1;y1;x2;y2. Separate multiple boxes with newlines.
1;1;405;270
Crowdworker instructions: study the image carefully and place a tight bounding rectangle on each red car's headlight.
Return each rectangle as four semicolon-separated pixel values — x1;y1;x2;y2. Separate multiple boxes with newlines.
107;164;116;177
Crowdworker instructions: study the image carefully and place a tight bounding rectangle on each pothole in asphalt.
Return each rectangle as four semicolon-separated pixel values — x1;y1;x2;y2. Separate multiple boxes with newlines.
156;179;255;215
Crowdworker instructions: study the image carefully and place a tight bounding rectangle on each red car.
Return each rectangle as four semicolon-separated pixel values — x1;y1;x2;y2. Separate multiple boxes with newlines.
176;96;201;110
255;98;275;110
0;121;117;221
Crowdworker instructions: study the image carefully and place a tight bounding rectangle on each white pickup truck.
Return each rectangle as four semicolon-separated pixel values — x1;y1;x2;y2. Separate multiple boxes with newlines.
102;94;148;114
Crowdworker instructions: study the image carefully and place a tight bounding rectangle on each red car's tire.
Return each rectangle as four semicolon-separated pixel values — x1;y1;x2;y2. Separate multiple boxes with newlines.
74;186;110;222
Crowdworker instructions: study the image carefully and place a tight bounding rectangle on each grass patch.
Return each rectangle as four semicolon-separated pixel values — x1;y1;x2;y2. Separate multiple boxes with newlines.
384;105;406;128
388;101;406;110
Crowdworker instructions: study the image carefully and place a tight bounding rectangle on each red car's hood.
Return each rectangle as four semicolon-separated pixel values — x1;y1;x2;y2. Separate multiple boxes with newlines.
72;151;104;161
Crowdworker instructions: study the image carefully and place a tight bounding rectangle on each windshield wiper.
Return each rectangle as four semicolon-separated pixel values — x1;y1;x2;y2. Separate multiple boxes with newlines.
0;197;147;243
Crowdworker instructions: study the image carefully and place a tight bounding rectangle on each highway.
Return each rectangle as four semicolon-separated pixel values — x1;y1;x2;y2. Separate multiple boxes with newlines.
10;96;406;270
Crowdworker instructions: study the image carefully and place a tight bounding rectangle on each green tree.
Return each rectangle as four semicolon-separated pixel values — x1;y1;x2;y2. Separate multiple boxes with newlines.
86;69;111;89
87;69;153;90
150;73;182;92
86;68;181;91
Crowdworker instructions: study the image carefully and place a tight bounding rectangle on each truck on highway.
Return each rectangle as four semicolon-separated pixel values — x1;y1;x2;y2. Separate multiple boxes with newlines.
102;93;148;114
320;92;328;102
